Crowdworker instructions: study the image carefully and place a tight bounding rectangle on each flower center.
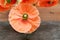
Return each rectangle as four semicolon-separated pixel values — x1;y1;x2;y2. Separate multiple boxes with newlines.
23;14;28;20
6;0;11;3
47;0;53;4
33;4;36;6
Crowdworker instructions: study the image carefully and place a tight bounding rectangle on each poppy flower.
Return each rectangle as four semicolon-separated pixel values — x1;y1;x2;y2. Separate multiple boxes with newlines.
20;0;37;6
9;3;41;34
0;0;17;9
37;0;58;7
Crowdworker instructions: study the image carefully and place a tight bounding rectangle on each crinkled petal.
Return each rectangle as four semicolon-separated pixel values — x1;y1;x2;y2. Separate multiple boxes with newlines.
9;19;32;33
21;0;37;4
28;16;41;27
9;7;22;21
28;16;41;33
17;3;39;18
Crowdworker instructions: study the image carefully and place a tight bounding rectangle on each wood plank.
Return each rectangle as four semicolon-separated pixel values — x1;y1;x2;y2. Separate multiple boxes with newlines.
38;4;60;21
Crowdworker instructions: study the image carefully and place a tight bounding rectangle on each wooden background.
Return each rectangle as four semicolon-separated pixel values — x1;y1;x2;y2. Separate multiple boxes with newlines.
39;4;60;21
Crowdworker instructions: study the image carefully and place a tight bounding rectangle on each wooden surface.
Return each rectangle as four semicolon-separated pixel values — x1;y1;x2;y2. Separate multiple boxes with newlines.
0;11;9;22
38;4;60;21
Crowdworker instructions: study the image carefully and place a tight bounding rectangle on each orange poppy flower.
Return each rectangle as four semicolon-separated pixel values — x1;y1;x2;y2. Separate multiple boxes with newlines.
37;0;58;7
20;0;37;6
0;0;16;8
9;3;41;34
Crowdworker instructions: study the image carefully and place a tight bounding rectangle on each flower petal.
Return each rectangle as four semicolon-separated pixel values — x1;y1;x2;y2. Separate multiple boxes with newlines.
0;5;9;12
17;3;39;18
28;16;41;27
28;16;41;33
21;0;37;4
9;19;32;33
9;8;22;21
37;0;58;7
